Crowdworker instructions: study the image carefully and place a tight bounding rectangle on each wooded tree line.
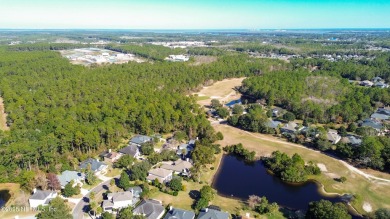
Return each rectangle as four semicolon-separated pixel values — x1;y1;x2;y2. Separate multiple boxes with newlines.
0;48;282;183
6;43;88;51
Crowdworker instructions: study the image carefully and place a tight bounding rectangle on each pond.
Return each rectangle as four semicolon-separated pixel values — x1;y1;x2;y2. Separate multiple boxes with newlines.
212;155;361;217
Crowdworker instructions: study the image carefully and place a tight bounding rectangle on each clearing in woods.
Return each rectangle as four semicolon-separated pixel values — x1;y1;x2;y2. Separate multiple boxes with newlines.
0;97;9;131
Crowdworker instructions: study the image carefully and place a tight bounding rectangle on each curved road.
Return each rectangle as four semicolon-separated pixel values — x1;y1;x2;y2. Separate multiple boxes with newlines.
72;177;118;219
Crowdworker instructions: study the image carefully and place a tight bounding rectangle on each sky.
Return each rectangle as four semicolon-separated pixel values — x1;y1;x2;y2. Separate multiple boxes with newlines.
0;0;389;29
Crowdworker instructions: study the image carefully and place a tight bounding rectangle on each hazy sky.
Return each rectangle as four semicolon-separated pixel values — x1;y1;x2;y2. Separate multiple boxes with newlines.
1;0;389;29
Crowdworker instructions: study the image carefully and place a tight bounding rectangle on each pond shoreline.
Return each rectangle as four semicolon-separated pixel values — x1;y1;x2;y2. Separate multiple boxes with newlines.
212;154;363;218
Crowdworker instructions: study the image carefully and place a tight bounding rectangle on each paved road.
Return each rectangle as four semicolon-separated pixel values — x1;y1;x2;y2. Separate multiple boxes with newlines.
72;177;118;219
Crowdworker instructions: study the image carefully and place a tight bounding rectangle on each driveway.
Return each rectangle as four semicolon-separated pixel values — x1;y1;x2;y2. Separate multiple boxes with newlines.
72;176;119;219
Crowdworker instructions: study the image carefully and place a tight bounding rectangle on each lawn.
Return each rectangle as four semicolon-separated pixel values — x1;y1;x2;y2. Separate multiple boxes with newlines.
213;124;390;214
82;179;103;190
0;183;37;219
105;167;122;178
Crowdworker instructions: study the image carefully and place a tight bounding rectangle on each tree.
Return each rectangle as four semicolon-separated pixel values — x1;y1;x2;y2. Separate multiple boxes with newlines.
192;145;216;167
216;107;229;119
232;105;244;115
148;152;162;165
47;173;61;190
248;195;262;209
168;177;183;191
119;171;131;190
85;169;97;185
114;155;135;169
375;208;390;219
338;126;347;137
117;206;134;219
347;123;357;132
140;142;154;155
339;176;347;183
89;191;95;201
36;197;72;219
101;212;114;219
283;112;296;122
305;200;351;219
129;161;152;181
63;180;80;197
89;201;98;217
199;185;216;201
211;99;222;109
359;137;385;169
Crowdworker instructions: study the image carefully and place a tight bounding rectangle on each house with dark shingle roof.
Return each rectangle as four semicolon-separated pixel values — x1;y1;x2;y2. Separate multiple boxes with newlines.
29;189;57;208
133;199;165;219
79;158;108;175
99;149;122;163
130;135;152;146
119;143;141;158
164;206;195;219
341;135;362;147
361;119;383;131
197;208;229;219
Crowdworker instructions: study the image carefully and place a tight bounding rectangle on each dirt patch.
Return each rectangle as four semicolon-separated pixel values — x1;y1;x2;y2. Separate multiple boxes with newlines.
363;202;373;212
190;56;218;66
317;163;328;172
0;97;9;131
193;77;245;99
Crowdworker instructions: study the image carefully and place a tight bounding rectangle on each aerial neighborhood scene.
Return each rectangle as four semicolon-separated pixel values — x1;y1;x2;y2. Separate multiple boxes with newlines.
1;1;390;219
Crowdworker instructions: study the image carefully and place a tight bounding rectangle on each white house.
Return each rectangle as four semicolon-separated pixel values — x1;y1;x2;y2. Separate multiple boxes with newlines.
29;189;57;208
102;191;138;212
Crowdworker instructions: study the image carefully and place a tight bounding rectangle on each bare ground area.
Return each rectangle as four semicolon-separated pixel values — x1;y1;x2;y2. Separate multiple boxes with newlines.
190;56;218;66
193;77;245;107
0;97;9;131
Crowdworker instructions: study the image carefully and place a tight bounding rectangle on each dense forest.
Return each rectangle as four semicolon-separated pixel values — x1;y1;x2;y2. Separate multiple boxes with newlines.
105;44;185;61
0;47;284;183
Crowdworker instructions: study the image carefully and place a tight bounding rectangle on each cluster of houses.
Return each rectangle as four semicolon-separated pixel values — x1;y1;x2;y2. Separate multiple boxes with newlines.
28;134;197;216
358;76;389;89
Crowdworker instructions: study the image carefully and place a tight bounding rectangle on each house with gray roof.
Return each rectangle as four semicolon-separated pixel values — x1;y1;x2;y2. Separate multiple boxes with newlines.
164;206;195;219
119;143;141;158
146;168;173;184
79;158;108;175
176;143;194;157
326;129;342;144
127;186;143;198
130;135;152;146
57;170;85;188
160;159;193;176
133;199;165;219
29;189;57;208
265;119;282;129
197;208;229;219
361;119;383;131
280;122;303;134
341;135;362;147
102;191;138;212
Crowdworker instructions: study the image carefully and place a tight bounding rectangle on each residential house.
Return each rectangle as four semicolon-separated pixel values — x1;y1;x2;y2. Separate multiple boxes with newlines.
188;139;196;147
280;122;303;134
360;80;374;87
371;108;390;121
197;208;229;219
265;119;282;129
127;186;143;198
160;159;193;176
361;119;383;132
374;82;389;89
133;199;165;219
146;168;173;184
57;170;85;188
130;135;152;146
225;99;242;108
176;143;194;157
372;76;384;83
341;135;362;147
326;129;342;144
29;189;57;208
99;149;122;163
102;191;139;212
272;108;282;117
79;158;108;175
164;206;195;219
119;143;141;158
